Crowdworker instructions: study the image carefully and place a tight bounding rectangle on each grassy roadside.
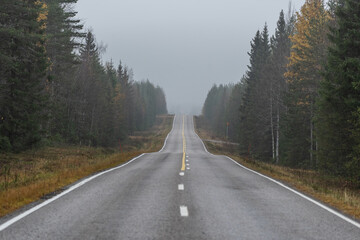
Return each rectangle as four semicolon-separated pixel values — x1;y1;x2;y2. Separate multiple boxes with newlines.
194;117;360;221
0;114;173;218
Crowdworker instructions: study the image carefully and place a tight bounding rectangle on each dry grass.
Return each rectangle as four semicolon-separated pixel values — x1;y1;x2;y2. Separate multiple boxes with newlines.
194;118;360;220
0;115;173;217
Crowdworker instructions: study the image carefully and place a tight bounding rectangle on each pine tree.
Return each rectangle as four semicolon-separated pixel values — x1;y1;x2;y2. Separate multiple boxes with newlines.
0;0;48;151
317;0;360;180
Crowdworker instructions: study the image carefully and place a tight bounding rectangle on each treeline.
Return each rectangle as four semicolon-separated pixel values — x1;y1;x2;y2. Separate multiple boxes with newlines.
0;0;167;152
201;0;360;183
202;84;233;137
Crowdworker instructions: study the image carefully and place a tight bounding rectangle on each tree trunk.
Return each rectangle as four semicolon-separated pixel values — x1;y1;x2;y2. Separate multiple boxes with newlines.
276;106;280;164
315;139;318;168
89;104;96;146
310;107;313;168
270;98;275;160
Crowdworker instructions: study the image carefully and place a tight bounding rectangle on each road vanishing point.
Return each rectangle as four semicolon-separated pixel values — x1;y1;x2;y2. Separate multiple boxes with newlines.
1;115;360;239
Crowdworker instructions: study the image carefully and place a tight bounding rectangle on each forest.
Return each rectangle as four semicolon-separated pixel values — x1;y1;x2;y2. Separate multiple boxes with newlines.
200;0;360;183
0;0;168;152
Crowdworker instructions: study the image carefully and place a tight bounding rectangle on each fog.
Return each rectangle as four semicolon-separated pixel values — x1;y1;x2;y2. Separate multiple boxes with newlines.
75;0;306;114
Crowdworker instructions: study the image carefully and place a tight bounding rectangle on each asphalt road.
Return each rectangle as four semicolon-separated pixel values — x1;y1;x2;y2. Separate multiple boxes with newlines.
1;115;360;239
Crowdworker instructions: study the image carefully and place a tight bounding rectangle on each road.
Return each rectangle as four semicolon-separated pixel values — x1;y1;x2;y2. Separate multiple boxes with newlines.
0;115;360;239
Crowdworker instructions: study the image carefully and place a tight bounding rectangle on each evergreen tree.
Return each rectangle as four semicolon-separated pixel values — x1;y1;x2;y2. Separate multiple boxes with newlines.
317;0;360;180
268;10;293;163
202;84;233;137
0;0;48;151
155;86;168;115
117;62;135;134
226;81;245;141
132;83;145;131
44;0;84;139
73;30;105;146
239;25;272;160
133;80;166;131
105;61;126;143
238;31;262;155
0;1;168;151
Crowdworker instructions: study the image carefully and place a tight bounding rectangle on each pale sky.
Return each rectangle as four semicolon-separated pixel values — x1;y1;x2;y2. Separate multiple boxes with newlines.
75;0;307;114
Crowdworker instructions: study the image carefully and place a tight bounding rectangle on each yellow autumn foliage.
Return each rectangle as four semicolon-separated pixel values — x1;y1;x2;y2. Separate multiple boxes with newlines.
285;0;329;82
35;0;48;30
285;0;330;106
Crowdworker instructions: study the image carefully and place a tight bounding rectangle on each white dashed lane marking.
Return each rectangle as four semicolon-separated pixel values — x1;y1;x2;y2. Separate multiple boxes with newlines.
178;184;184;190
179;172;184;176
180;206;189;217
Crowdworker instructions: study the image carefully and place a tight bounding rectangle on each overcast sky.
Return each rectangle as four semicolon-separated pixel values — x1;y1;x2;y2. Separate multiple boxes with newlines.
75;0;306;114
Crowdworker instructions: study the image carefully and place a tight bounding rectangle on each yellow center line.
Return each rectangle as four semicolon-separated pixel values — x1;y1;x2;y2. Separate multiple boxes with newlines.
181;115;186;171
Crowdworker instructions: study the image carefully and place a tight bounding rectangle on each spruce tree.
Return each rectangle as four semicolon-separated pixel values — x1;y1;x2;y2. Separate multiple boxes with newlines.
269;10;292;163
239;25;272;160
238;31;262;156
155;86;168;115
117;62;135;134
317;0;360;180
73;30;104;146
226;81;245;142
0;0;48;151
44;0;84;139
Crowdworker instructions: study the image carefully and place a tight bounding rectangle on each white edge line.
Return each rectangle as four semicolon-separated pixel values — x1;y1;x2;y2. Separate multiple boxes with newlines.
191;116;360;229
0;153;145;231
0;115;177;232
224;156;360;229
191;116;214;156
159;115;176;153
